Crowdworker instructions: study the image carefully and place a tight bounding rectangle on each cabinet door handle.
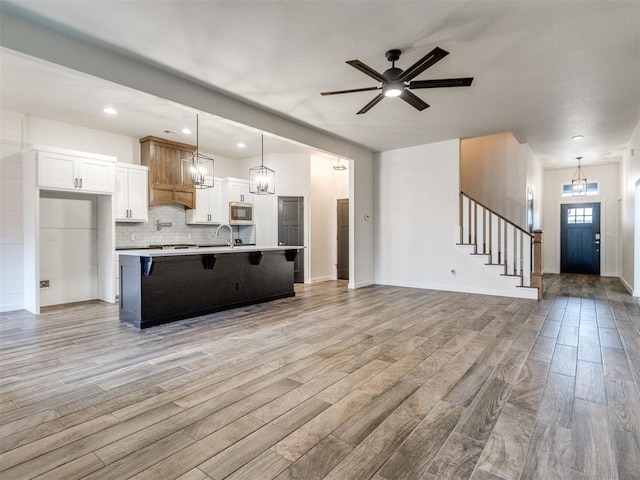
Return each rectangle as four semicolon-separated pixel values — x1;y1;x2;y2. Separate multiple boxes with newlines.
79;178;83;188
74;178;78;188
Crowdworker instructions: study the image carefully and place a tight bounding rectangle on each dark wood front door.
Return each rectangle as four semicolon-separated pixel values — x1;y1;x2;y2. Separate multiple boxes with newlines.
337;199;349;280
278;196;304;283
560;203;601;275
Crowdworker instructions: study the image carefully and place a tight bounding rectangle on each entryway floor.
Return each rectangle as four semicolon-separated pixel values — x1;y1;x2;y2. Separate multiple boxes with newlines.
0;274;638;479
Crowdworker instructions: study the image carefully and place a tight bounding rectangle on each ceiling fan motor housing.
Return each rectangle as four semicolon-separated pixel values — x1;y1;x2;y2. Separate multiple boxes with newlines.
383;67;403;81
385;49;402;63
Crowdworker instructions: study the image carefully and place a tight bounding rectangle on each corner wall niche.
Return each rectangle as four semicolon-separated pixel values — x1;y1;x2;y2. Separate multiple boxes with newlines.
22;146;116;313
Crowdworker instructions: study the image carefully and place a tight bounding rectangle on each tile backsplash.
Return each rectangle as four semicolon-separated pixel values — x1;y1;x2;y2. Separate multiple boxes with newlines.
116;204;256;248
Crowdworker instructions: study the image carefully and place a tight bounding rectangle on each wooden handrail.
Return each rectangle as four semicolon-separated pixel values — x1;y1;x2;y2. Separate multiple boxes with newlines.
460;192;533;238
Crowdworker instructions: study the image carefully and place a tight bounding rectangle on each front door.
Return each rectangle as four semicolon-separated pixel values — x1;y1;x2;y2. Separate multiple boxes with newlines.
337;199;349;280
560;203;601;275
278;196;304;283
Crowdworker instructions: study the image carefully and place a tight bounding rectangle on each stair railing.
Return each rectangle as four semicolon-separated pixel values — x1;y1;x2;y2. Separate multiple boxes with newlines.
459;191;543;298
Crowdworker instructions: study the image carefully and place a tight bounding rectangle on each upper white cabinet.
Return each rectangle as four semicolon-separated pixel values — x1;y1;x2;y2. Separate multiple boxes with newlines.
226;178;251;203
38;149;115;194
186;177;223;224
114;163;148;222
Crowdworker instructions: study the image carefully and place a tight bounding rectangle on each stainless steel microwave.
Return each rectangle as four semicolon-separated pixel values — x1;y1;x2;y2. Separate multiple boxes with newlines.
229;202;254;225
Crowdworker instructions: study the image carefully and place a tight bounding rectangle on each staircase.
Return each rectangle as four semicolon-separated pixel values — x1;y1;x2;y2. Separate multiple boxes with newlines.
457;192;542;300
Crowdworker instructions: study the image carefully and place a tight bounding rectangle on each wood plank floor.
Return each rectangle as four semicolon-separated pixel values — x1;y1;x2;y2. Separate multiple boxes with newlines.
1;274;639;479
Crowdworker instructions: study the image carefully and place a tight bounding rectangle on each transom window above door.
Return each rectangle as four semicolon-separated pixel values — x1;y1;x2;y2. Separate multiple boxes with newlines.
562;181;599;196
567;207;593;224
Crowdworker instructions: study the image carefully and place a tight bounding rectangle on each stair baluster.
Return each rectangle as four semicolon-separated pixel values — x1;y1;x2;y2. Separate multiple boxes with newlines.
458;192;543;298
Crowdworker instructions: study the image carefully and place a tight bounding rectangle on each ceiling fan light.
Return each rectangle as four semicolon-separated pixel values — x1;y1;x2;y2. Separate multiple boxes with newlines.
383;83;403;97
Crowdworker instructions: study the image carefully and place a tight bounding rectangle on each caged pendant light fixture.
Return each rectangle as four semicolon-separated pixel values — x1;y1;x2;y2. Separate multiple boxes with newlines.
182;114;214;189
249;135;275;195
332;157;348;171
571;156;587;196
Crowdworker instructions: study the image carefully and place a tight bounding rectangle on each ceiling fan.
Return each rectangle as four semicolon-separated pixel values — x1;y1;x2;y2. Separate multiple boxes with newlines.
321;47;474;114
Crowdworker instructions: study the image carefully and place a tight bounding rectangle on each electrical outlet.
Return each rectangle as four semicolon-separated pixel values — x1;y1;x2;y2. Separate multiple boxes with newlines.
130;233;136;241
40;280;50;288
187;234;192;240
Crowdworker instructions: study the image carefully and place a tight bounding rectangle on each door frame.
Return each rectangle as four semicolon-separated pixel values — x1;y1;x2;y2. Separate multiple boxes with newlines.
556;200;604;275
274;191;309;283
334;197;349;280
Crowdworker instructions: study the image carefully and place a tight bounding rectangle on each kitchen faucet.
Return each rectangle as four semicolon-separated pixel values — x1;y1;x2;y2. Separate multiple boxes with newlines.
215;224;234;247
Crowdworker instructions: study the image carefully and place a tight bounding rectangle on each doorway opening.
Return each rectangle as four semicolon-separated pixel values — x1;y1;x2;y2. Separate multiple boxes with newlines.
560;202;601;275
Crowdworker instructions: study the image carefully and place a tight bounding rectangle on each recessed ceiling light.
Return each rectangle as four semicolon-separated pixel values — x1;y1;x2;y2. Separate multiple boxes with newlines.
182;127;192;135
572;135;584;141
237;142;246;148
103;106;117;115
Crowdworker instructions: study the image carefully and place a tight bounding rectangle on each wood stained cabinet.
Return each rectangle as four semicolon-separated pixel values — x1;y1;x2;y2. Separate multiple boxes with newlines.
139;136;196;209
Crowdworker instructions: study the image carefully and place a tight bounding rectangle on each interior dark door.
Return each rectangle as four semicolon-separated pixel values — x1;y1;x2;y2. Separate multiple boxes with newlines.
278;196;304;283
337;199;349;280
560;203;600;275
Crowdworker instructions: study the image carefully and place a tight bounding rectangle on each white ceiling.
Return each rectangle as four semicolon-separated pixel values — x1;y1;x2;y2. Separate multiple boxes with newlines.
1;1;639;169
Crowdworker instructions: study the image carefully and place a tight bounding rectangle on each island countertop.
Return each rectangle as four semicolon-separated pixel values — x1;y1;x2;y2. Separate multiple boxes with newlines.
117;245;304;257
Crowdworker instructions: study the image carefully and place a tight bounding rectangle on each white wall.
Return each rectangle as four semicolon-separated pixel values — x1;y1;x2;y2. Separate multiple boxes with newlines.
0;152;24;311
376;139;528;297
620;119;640;294
524;143;544;231
461;132;528;230
26;116;140;164
0;111;25;311
542;163;620;276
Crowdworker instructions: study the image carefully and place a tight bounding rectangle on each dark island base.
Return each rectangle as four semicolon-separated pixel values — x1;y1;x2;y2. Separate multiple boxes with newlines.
119;250;296;329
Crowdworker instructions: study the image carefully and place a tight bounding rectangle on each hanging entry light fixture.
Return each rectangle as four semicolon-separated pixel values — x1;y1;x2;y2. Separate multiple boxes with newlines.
571;156;587;196
182;114;214;189
332;157;348;171
249;135;275;195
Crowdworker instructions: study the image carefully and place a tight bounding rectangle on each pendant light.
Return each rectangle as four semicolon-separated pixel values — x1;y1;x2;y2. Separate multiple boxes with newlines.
332;157;348;171
249;135;275;195
571;156;587;196
182;114;214;189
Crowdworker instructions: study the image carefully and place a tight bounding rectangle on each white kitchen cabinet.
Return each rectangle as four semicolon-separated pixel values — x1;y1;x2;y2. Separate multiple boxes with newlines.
114;163;148;222
186;177;222;224
226;178;251;203
219;177;251;224
38;150;115;194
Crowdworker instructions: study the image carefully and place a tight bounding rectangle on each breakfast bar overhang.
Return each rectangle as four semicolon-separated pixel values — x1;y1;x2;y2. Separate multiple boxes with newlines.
118;246;300;329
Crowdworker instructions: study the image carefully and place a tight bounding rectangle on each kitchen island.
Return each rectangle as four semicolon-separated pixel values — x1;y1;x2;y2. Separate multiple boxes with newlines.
118;246;300;328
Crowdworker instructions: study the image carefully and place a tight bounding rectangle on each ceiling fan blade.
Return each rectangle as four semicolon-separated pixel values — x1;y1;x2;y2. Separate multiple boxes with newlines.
321;86;380;96
399;47;449;82
346;60;385;82
409;77;474;89
399;90;429;111
356;93;385;114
